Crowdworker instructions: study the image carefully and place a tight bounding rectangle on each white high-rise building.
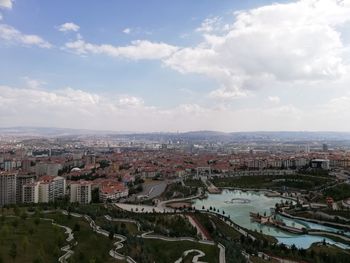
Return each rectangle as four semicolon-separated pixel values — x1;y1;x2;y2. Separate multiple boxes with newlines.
70;181;92;204
38;176;66;203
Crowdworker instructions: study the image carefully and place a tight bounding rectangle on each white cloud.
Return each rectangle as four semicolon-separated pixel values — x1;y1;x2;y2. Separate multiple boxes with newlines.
123;28;131;34
165;0;350;99
118;95;144;107
268;96;280;104
60;0;350;103
65;39;178;60
196;17;222;33
23;77;46;89
1;84;350;131
326;95;350;113
0;13;3;20
209;87;248;100
57;22;80;32
0;24;52;48
0;0;13;9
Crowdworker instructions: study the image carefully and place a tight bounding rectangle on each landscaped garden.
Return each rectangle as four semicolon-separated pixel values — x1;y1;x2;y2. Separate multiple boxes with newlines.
323;183;350;201
0;215;67;263
210;174;334;190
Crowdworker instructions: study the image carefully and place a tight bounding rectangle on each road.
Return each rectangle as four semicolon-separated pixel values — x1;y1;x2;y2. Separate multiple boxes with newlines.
126;180;168;202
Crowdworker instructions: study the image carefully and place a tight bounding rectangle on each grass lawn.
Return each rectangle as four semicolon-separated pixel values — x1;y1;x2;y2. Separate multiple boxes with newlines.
95;217;140;235
0;216;66;263
162;182;197;200
323;184;350;201
193;212;241;241
184;179;206;188
308;243;350;259
211;174;333;190
323;209;350;220
143;239;220;263
44;212;118;263
251;256;279;263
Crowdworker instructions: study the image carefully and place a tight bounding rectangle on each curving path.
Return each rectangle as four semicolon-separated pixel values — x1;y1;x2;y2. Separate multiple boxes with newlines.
139;231;214;245
2;209;225;263
174;249;207;263
61;210;136;263
104;215;142;231
156;190;203;211
140;231;225;263
40;217;76;263
0;213;77;263
279;211;350;230
60;209;226;263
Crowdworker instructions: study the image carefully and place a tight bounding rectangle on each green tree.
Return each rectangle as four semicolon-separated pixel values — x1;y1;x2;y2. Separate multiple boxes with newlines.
9;243;17;262
21;236;29;252
109;230;114;240
34;217;40;226
0;214;5;224
20;212;27;221
0;225;9;243
73;223;80;232
91;188;100;203
13;206;20;217
32;255;44;263
12;219;19;229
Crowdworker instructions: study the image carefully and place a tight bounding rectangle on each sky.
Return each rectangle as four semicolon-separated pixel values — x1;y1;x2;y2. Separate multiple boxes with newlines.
1;0;350;132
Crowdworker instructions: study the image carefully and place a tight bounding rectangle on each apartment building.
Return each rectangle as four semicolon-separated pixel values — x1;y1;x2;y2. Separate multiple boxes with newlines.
16;174;36;203
99;182;128;202
0;172;17;206
22;182;40;203
38;176;66;203
70;180;92;204
35;162;63;176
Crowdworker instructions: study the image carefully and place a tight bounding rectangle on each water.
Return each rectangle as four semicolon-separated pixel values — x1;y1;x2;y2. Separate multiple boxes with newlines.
277;214;350;237
193;189;350;249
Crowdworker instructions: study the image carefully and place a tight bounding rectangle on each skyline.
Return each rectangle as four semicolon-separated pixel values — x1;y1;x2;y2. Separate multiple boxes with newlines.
1;0;350;132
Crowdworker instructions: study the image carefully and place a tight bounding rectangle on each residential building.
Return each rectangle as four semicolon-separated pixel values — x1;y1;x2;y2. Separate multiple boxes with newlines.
70;181;92;204
16;174;36;203
22;182;39;203
0;172;17;206
311;159;330;170
99;182;128;202
38;176;66;203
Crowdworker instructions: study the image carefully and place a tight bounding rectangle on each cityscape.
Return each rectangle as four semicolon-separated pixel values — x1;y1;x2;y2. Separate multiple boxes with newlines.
1;1;350;263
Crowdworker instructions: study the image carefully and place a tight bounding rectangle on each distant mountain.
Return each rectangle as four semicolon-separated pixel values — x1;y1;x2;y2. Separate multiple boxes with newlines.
0;127;114;137
229;131;350;141
1;127;350;141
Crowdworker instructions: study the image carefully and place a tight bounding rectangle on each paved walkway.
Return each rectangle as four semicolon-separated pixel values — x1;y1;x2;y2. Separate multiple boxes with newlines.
174;249;207;263
2;209;226;263
157;189;203;210
61;210;136;263
61;210;225;263
140;231;225;263
308;230;350;242
104;215;142;231
40;217;76;263
315;211;350;223
280;211;350;230
187;214;211;240
115;203;174;213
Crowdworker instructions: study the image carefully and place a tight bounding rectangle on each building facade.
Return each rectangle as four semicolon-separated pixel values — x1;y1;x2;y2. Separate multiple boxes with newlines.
70;181;92;204
22;182;39;203
0;172;17;206
16;174;36;203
